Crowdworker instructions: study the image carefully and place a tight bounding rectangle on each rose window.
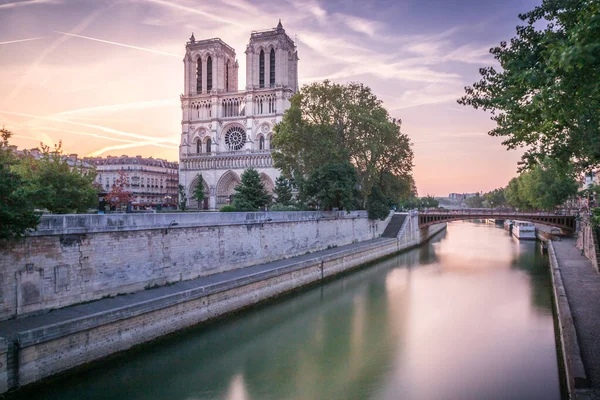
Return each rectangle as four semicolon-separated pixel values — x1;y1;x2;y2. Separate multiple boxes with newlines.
225;126;246;151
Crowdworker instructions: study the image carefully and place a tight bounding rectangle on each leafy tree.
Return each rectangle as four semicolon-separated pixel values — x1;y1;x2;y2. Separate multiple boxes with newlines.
0;128;40;240
104;170;133;210
483;188;507;208
504;177;530;209
520;158;579;210
367;186;390;220
398;195;439;210
465;193;484;208
459;0;600;172
178;184;187;211
272;80;414;206
273;175;293;206
17;141;97;214
232;168;272;211
192;173;205;206
419;195;440;208
504;158;579;210
304;162;359;211
378;171;414;208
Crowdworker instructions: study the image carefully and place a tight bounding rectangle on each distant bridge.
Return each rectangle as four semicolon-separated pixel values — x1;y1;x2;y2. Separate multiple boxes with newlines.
418;209;577;231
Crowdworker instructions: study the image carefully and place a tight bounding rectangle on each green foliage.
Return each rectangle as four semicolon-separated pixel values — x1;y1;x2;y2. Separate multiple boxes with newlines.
367;186;390;220
304;162;359;211
270;204;300;211
178;184;187;211
483;188;507;208
459;0;600;172
232;168;272;211
273;176;293;206
398;195;439;210
0;128;40;240
219;205;237;212
272;80;414;207
16;141;97;214
504;158;579;210
465;193;484;208
192;173;205;204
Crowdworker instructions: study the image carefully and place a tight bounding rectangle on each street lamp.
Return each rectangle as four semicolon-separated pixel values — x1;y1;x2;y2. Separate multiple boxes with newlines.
165;220;179;235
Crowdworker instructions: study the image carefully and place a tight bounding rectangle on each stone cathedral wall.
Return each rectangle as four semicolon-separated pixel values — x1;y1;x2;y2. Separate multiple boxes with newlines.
0;211;390;321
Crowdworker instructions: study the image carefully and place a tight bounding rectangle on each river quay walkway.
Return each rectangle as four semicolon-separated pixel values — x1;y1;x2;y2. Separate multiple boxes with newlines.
552;238;600;400
0;237;395;341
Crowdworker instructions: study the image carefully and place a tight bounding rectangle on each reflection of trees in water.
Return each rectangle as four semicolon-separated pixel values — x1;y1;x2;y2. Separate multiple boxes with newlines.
18;252;414;400
510;242;553;314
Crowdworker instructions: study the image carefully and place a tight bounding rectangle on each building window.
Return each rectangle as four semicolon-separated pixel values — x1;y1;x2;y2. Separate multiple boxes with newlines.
259;50;264;88
206;138;212;153
270;49;275;87
207;56;212;91
196;56;202;93
224;126;246;151
259;136;265;150
226;60;230;91
196;139;201;154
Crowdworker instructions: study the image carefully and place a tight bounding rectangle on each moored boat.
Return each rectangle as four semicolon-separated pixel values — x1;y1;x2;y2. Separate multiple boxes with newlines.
512;220;536;240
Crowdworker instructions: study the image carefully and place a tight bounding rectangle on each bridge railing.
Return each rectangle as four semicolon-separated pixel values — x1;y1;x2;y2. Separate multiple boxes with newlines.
419;208;579;216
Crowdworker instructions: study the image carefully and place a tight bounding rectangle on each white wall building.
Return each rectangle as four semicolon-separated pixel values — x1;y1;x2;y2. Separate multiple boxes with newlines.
87;155;179;208
179;21;299;209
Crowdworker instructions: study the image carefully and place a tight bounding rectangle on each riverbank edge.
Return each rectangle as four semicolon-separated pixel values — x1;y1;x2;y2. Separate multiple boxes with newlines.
548;240;589;399
0;223;446;395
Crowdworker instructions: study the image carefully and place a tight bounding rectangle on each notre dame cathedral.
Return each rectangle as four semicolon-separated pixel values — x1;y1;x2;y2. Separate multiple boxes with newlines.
178;21;299;209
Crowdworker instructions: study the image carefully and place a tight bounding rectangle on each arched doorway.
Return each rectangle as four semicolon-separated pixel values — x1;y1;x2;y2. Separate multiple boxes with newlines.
216;170;241;206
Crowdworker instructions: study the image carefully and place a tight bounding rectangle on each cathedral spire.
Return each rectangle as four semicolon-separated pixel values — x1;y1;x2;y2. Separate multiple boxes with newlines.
276;19;283;31
189;32;195;43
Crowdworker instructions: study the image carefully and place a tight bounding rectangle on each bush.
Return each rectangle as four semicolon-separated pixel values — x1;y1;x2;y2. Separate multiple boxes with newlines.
270;204;299;212
219;205;237;212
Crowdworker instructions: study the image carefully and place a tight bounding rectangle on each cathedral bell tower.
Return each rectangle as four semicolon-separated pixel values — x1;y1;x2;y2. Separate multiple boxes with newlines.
245;20;299;92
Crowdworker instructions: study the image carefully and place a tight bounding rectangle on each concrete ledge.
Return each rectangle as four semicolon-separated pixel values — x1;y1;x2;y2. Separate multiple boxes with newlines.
30;211;371;236
548;241;589;396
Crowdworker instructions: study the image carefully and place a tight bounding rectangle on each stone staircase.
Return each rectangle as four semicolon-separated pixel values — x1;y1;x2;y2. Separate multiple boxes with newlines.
382;214;407;238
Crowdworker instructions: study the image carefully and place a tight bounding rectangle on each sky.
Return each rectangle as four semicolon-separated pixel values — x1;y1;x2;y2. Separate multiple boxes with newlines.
0;0;542;196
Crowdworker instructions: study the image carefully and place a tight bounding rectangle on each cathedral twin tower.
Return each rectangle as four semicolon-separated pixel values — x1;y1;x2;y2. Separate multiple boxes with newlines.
179;21;299;209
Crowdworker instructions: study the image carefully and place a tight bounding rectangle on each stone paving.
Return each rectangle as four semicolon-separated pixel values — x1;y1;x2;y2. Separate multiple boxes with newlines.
553;238;600;400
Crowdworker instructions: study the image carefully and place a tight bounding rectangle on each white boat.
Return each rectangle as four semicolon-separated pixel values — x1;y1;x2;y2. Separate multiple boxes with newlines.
512;220;536;240
504;220;513;231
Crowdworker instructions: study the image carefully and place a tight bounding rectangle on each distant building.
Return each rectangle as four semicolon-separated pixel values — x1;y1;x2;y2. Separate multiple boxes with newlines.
448;193;479;200
85;155;179;208
178;21;299;209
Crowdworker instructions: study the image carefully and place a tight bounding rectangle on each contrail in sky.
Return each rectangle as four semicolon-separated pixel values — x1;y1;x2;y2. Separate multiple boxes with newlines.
54;99;178;117
55;31;182;58
0;110;179;145
0;0;58;9
0;37;45;46
3;7;104;105
87;141;175;157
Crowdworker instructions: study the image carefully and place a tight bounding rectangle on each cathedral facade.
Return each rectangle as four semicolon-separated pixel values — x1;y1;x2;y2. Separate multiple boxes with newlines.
179;21;299;209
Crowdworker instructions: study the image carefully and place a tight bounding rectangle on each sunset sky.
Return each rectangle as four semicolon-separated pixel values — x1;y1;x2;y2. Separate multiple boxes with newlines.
0;0;541;196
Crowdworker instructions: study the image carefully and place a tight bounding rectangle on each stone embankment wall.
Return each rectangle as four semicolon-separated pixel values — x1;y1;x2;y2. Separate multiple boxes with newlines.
0;213;445;393
576;214;600;273
0;211;390;320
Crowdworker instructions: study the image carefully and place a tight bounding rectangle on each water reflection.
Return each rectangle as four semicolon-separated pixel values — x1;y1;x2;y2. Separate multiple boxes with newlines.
13;221;559;400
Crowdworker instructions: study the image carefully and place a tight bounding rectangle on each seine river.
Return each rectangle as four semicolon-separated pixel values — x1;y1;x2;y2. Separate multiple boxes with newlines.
16;221;561;400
